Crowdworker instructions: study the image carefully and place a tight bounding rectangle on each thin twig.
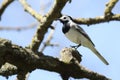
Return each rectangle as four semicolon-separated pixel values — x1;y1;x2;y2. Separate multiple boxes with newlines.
40;29;54;52
19;0;43;22
40;28;59;52
0;22;37;31
104;0;118;16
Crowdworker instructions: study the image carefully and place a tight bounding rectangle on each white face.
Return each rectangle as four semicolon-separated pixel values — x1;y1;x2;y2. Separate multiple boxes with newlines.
59;15;71;23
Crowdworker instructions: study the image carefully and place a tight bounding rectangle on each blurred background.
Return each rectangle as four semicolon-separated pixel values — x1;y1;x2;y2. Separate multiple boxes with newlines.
0;0;120;80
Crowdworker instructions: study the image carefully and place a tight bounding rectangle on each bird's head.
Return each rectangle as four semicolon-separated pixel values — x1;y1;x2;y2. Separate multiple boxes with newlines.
58;15;73;24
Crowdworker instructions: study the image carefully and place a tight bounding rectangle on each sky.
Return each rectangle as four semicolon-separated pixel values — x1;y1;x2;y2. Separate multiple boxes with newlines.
0;0;120;80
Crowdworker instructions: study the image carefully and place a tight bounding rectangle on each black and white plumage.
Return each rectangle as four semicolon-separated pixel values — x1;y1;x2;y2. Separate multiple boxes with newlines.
58;15;109;65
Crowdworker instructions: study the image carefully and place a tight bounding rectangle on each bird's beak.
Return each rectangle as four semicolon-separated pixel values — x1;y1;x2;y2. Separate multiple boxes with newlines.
57;18;63;23
57;18;61;21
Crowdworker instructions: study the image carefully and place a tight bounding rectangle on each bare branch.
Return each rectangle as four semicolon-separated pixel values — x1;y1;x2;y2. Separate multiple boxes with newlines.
0;22;37;31
40;28;55;52
0;38;110;80
63;0;119;26
0;0;14;20
73;14;120;26
40;24;59;52
19;0;43;22
28;0;68;52
104;0;118;16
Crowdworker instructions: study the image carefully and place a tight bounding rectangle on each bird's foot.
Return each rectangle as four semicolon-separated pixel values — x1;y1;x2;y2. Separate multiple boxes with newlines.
70;44;81;49
70;45;78;49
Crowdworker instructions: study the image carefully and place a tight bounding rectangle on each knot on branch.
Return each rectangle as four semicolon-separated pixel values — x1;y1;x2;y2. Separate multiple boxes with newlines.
60;47;82;64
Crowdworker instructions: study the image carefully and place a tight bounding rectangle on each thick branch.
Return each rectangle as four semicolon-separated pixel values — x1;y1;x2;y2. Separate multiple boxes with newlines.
28;0;68;52
0;38;110;80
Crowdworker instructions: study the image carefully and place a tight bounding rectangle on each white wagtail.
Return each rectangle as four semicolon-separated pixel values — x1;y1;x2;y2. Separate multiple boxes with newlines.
58;15;109;65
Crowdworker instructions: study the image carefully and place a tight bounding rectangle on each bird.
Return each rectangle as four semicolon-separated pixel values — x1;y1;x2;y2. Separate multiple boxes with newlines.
58;15;109;65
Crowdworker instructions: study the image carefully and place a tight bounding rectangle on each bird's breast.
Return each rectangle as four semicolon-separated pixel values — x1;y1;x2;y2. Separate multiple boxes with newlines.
64;28;84;44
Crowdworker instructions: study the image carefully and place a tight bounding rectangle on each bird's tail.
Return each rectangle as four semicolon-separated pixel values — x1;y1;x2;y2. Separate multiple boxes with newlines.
89;46;109;65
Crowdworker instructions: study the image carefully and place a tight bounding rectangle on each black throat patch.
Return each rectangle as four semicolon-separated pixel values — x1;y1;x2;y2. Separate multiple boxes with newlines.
62;23;70;34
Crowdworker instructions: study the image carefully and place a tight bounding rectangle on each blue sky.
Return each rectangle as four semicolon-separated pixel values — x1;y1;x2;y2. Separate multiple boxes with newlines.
0;0;120;80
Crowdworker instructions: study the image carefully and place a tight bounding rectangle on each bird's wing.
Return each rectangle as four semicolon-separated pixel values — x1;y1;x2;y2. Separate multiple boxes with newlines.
73;24;95;46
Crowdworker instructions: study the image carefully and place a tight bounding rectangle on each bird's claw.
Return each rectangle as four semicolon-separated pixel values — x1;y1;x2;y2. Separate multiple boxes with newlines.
70;44;81;49
70;45;77;49
70;45;77;48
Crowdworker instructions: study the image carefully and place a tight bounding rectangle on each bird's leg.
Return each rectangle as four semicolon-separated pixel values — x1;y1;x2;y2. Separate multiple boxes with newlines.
70;44;81;49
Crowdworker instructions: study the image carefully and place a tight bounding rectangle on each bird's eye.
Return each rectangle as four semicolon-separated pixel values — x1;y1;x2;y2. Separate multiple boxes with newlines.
63;17;66;19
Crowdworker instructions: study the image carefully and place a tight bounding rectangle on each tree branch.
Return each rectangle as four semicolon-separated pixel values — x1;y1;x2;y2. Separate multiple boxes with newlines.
40;28;55;52
28;0;68;52
0;22;37;31
0;0;14;20
19;0;43;23
73;14;120;26
104;0;118;16
0;38;110;80
72;0;119;26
